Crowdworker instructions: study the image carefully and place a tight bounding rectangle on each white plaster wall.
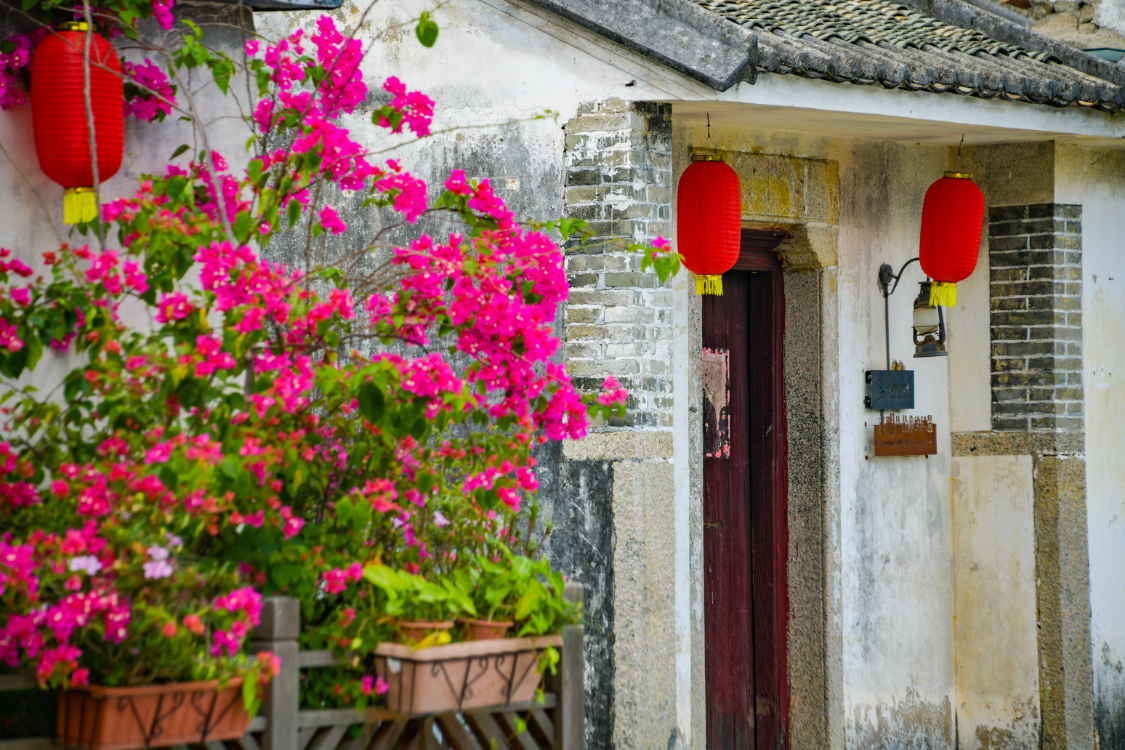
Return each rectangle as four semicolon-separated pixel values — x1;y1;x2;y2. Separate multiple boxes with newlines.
946;224;991;434
0;16;253;394
1056;144;1125;746
950;455;1040;749
835;141;957;749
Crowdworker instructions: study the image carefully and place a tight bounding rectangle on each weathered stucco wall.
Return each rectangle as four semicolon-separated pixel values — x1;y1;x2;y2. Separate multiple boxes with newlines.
670;119;962;750
1057;144;1125;750
951;455;1040;749
837;140;956;750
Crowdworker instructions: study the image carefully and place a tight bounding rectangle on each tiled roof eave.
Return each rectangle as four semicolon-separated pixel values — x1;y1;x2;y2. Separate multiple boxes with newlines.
697;0;1125;113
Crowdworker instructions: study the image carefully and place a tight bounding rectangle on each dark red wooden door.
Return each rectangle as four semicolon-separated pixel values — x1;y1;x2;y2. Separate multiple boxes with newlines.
702;236;789;750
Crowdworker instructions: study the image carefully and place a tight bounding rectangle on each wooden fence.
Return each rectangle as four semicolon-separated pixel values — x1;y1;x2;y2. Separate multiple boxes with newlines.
0;586;584;750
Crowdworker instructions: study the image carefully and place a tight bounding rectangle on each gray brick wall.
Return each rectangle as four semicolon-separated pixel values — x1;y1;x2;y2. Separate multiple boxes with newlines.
988;204;1084;432
563;100;674;429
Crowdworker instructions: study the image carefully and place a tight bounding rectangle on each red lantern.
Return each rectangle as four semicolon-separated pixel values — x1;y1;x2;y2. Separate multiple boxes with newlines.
31;22;124;224
918;171;985;307
677;156;741;295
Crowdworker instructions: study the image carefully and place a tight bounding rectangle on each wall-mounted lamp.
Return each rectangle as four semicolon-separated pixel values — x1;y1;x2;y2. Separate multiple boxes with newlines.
911;281;948;358
878;258;949;361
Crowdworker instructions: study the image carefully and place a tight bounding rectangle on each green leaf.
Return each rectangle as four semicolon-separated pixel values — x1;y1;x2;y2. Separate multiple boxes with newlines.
243;676;261;717
269;562;301;588
357;382;385;423
170;143;190;159
336;496;354;526
415;12;439;47
362;563;402;593
353;500;372;532
287;199;302;228
234;211;253;241
514;589;540;620
235;470;253;497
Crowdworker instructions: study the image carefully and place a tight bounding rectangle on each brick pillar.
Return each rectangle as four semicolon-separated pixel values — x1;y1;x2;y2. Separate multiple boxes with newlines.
556;99;677;750
562;99;673;429
989;204;1083;433
987;204;1094;750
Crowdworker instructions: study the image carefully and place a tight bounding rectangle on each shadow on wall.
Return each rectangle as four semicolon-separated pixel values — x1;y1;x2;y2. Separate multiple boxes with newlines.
534;439;617;750
1096;652;1125;750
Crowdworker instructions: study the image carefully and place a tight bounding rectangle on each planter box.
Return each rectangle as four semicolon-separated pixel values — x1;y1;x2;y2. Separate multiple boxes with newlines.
57;679;250;750
374;635;563;715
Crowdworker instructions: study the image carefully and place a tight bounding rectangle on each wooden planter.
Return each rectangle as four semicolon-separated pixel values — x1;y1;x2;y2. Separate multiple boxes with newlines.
57;679;250;750
374;635;563;715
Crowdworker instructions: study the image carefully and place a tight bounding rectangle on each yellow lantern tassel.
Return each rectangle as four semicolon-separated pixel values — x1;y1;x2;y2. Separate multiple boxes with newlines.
695;274;723;295
64;188;97;224
929;281;957;307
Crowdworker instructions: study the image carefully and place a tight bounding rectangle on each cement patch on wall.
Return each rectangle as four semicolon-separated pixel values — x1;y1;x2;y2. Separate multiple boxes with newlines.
951;455;1040;750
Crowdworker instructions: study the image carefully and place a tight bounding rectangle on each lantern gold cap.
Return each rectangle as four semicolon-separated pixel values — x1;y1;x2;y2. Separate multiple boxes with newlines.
691;153;724;163
944;171;973;179
58;22;90;31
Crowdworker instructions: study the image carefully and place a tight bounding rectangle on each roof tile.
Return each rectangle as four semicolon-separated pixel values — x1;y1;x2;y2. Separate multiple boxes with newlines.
691;0;1124;111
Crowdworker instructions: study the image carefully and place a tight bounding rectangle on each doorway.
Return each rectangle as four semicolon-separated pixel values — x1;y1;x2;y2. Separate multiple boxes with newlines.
702;230;789;750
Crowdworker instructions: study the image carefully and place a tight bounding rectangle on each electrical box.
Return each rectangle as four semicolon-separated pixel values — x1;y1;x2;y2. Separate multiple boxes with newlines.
864;369;914;410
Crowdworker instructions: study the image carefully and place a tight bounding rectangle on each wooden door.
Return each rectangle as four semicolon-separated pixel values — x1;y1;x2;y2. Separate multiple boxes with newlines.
702;234;789;750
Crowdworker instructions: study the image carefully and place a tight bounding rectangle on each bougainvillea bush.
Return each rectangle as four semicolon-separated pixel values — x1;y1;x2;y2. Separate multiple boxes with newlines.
0;0;680;709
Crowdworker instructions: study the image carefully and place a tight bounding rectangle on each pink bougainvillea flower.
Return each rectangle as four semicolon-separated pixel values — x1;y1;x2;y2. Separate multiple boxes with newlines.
597;375;628;406
318;205;347;235
123;60;176;122
183;614;205;635
0;319;24;352
154;292;193;323
151;0;175;30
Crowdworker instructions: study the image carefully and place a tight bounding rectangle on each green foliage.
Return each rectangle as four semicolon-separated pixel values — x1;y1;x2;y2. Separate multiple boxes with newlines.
415;12;439;47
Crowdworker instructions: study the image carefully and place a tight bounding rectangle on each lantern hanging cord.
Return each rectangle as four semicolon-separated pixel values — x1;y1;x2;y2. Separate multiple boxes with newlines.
957;134;964;171
80;1;103;245
707;113;710;139
878;256;920;371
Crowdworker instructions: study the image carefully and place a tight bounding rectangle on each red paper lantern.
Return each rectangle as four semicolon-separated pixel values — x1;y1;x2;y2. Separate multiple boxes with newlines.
677;156;741;295
31;22;124;224
918;171;985;307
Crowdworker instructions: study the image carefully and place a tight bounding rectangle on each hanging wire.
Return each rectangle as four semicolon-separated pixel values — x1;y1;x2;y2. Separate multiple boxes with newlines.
707;113;710;140
957;134;964;170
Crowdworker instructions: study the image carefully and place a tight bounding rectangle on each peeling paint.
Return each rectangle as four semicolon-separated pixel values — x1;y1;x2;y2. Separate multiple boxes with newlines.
849;691;953;750
701;348;729;459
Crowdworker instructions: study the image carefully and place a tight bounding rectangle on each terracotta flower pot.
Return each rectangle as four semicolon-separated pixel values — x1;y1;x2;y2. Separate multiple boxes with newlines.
374;635;563;715
57;679;250;750
394;620;453;644
458;617;513;640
